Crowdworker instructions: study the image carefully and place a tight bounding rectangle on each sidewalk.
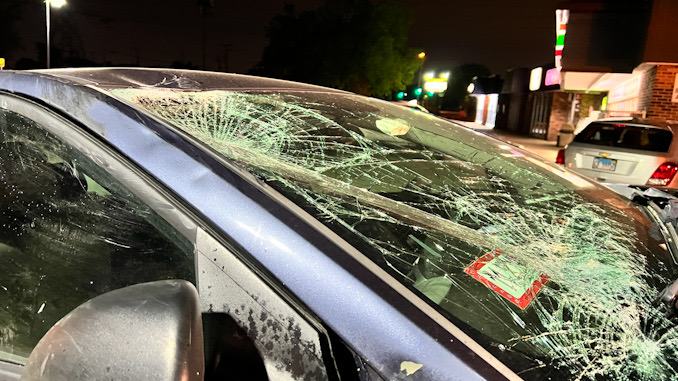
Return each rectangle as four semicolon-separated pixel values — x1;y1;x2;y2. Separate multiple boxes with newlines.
451;120;561;163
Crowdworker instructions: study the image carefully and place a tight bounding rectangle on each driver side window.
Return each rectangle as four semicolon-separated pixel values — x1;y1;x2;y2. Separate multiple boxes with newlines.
0;108;195;362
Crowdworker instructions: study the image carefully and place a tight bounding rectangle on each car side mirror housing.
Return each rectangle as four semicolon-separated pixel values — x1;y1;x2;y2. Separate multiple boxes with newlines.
20;280;204;381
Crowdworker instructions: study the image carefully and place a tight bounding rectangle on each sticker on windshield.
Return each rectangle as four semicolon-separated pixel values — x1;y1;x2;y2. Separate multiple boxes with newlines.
465;250;548;309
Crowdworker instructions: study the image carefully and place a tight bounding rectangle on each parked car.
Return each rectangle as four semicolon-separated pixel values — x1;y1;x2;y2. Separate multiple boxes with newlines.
557;118;678;189
2;68;678;381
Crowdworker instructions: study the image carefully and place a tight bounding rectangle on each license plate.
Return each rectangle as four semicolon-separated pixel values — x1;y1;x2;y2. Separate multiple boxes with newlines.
592;157;617;171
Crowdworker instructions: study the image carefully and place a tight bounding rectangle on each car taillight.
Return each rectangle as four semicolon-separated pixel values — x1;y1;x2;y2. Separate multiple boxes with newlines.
647;162;678;186
555;149;565;164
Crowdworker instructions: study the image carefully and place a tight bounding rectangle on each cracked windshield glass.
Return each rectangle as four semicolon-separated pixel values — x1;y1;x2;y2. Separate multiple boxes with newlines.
113;87;678;380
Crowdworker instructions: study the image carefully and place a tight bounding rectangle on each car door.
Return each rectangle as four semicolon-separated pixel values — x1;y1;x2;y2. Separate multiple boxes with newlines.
0;92;354;380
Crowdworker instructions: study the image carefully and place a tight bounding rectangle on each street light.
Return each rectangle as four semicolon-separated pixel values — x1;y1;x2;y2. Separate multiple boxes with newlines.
45;0;67;69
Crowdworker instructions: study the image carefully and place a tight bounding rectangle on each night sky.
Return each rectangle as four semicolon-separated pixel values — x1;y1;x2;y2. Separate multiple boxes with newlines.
7;0;562;76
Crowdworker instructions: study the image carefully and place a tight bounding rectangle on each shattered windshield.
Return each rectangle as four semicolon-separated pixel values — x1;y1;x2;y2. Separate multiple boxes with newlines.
112;88;678;380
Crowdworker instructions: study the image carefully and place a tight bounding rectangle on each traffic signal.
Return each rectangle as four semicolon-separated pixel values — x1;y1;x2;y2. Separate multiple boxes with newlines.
414;88;423;97
396;91;405;99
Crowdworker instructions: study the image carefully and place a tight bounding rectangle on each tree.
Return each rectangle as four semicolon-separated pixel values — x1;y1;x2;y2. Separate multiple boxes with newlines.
441;63;492;110
250;0;422;98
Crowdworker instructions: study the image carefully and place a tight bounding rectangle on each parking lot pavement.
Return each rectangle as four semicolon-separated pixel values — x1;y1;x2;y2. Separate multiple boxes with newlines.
449;120;561;163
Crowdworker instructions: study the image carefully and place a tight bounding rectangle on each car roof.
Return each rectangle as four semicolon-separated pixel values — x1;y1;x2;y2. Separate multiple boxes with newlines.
594;117;678;133
27;67;347;93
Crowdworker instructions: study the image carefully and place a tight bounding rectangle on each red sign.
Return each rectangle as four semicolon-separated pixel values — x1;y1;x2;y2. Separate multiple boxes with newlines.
465;250;549;310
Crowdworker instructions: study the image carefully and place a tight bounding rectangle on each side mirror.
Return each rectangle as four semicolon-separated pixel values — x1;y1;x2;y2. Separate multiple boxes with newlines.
21;280;204;381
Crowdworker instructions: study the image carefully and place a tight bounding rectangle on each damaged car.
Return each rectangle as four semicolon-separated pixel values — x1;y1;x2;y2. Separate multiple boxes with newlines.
2;68;678;380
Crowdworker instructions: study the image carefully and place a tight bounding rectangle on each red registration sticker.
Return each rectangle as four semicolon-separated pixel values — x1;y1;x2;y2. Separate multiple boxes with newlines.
465;250;548;310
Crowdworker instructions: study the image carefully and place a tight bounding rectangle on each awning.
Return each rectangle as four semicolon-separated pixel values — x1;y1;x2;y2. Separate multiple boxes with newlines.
561;72;635;92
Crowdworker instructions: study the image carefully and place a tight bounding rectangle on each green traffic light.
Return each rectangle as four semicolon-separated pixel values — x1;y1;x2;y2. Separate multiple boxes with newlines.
414;88;423;96
427;91;435;97
396;91;405;99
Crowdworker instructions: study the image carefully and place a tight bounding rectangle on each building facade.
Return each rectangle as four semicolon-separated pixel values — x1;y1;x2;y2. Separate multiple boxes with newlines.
493;0;678;142
558;0;678;129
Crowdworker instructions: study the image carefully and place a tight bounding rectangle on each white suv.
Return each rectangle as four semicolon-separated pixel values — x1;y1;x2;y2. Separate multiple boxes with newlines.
557;119;678;189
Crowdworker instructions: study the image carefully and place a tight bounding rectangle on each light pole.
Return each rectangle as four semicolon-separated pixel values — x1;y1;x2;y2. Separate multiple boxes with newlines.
45;0;66;69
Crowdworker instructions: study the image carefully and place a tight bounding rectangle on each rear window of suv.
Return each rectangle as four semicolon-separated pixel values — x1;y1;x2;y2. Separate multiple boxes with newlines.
574;122;673;152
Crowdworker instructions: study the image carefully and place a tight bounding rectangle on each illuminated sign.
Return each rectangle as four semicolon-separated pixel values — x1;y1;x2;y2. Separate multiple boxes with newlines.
486;94;498;128
544;68;561;86
530;67;543;91
475;95;486;124
0;58;4;70
424;79;448;93
555;9;569;68
423;71;451;93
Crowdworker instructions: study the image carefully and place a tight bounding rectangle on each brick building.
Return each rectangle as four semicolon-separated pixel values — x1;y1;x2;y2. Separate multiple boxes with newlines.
558;0;678;129
647;64;678;121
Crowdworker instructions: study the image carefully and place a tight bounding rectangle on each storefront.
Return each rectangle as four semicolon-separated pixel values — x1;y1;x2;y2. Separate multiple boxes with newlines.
524;66;565;140
468;76;503;128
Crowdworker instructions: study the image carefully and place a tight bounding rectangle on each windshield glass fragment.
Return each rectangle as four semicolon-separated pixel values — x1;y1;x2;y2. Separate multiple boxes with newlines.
112;88;678;380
